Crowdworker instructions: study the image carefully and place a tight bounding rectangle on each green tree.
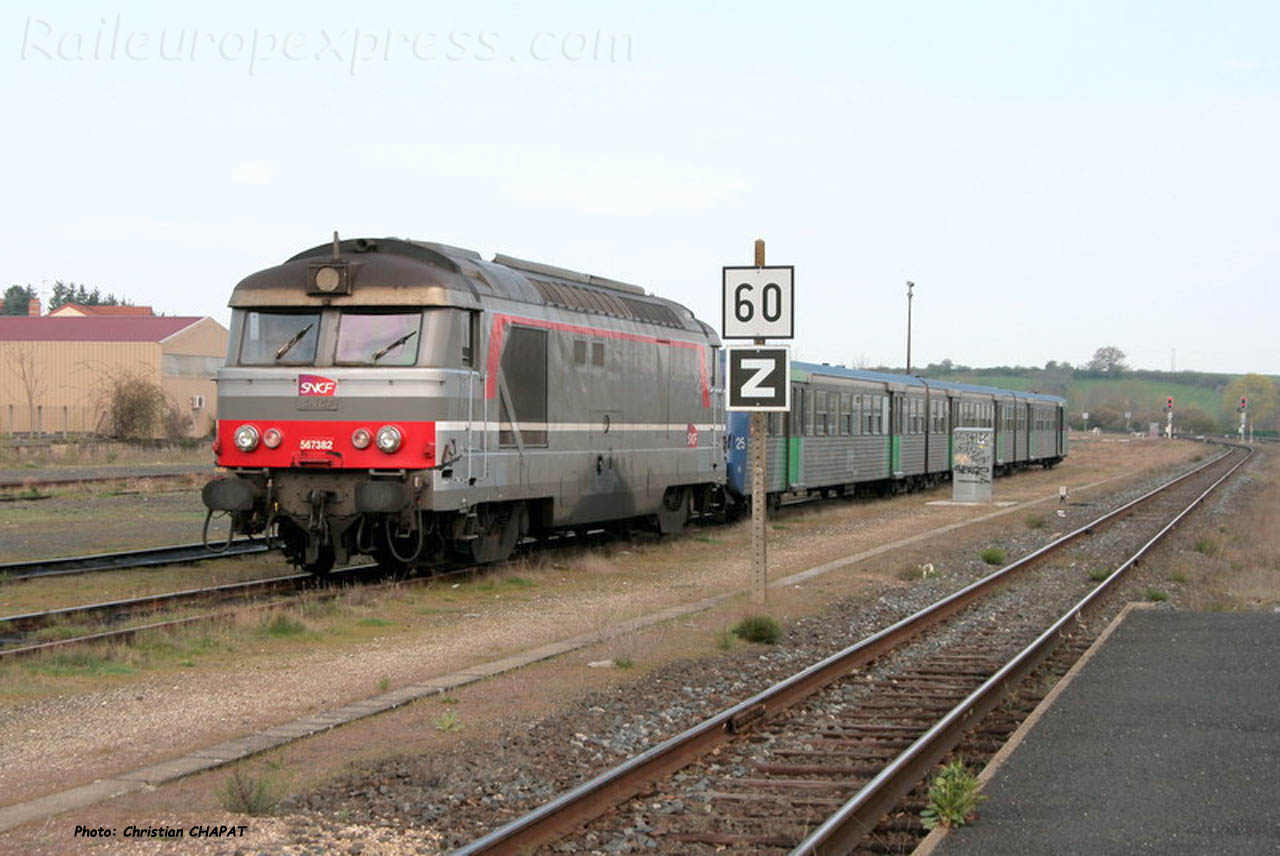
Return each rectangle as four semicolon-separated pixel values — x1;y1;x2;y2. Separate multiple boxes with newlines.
1;284;37;315
48;281;127;311
1085;345;1128;374
1223;374;1278;433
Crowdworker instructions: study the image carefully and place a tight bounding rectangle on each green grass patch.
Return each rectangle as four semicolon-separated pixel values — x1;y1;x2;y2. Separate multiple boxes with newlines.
435;708;462;732
25;652;135;677
357;617;395;628
1169;571;1189;584
257;614;309;638
733;615;782;645
613;656;634;669
980;548;1006;565
1193;538;1220;557
1024;514;1046;530
1145;587;1169;602
1088;568;1110;582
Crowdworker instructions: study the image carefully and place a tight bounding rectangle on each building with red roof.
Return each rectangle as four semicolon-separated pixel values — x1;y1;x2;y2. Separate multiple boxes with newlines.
0;315;227;437
47;303;156;317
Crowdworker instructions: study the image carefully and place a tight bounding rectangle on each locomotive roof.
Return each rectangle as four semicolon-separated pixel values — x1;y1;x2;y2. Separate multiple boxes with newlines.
229;237;710;337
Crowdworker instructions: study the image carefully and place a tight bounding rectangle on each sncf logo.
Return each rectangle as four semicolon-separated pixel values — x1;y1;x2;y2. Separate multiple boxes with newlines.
298;374;338;397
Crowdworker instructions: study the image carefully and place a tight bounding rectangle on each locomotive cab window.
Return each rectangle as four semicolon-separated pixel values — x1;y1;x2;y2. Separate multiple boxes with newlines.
240;310;322;365
335;311;422;366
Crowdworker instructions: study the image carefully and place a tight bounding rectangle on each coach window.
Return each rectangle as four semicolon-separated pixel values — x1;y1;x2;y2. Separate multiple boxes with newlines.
240;310;322;366
573;340;587;365
815;391;828;435
591;341;605;366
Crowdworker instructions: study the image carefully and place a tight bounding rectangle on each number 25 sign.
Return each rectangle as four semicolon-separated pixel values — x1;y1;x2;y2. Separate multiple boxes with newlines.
722;266;794;340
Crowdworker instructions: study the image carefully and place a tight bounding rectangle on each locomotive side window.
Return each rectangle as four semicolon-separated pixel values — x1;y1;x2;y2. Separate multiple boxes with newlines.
240;311;321;365
591;341;605;366
573;340;587;364
499;326;549;447
461;311;478;367
335;312;421;366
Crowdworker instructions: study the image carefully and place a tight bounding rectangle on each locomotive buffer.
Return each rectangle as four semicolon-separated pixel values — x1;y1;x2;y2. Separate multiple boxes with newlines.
723;243;793;604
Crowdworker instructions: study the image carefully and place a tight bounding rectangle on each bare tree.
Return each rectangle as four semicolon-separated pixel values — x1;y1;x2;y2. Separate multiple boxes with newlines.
4;344;47;432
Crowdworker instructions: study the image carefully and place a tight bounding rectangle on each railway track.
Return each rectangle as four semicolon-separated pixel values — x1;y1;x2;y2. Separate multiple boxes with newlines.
452;444;1250;855
0;572;321;659
0;540;270;581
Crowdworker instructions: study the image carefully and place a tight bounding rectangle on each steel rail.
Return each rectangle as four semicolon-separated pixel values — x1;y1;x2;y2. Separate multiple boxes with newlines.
791;444;1254;855
0;469;213;491
0;540;271;581
0;573;313;637
451;445;1244;856
0;559;478;661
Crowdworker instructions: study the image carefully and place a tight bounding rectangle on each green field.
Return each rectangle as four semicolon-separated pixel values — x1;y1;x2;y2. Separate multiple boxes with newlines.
935;370;1273;434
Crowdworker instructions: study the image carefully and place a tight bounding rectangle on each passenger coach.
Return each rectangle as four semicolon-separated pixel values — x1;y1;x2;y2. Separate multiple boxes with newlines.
726;363;1067;506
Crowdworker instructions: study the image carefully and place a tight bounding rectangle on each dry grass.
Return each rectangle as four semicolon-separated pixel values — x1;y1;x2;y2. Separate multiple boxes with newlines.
1155;454;1280;611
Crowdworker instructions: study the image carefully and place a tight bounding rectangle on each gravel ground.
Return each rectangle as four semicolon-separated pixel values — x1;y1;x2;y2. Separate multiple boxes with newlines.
0;437;1256;856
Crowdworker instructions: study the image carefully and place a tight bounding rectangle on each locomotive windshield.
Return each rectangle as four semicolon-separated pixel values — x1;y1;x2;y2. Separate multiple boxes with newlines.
240;311;321;365
335;311;421;366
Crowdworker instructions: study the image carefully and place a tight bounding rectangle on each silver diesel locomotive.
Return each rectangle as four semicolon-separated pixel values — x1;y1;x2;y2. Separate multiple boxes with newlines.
203;237;724;573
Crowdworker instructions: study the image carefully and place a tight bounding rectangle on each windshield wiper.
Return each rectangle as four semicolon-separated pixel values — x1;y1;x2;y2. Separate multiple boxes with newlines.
371;330;418;363
274;323;314;361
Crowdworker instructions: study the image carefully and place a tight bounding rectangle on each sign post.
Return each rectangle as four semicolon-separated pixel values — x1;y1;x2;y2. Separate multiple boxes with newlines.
722;241;794;604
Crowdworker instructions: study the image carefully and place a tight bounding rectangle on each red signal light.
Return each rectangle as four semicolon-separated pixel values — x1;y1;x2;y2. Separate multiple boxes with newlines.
1240;396;1248;410
1165;396;1174;410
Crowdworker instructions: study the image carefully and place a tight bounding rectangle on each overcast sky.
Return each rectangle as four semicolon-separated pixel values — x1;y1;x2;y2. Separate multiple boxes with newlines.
4;1;1277;374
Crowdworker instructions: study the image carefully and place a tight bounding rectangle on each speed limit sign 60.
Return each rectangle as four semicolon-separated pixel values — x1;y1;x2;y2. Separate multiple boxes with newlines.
722;266;794;339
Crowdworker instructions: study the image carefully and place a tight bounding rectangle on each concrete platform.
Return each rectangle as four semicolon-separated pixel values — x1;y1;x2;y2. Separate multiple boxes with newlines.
932;609;1280;856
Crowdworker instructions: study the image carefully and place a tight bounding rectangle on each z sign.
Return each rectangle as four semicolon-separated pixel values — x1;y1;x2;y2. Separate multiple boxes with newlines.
298;374;338;396
726;346;790;411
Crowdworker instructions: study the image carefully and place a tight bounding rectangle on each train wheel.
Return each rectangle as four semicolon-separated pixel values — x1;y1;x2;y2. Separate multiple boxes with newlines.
657;487;690;535
466;503;523;564
303;546;336;575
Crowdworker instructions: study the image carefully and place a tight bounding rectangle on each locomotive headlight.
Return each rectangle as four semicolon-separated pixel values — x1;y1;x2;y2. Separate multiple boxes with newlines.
233;424;260;453
262;427;283;449
375;425;402;454
351;427;372;450
314;266;342;292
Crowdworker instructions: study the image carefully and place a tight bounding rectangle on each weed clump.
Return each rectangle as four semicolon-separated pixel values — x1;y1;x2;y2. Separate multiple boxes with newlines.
732;615;782;645
980;548;1006;566
921;759;987;830
218;767;281;816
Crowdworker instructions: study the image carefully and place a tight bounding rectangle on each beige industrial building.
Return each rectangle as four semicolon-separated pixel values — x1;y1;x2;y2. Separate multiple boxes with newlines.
0;313;227;437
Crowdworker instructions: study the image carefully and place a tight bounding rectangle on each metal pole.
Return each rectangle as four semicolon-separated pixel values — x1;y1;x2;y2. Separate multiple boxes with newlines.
751;239;768;605
905;281;914;374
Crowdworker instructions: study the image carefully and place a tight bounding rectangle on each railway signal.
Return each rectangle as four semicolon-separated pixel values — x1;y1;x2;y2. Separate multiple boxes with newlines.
1240;396;1248;411
726;347;791;411
722;265;795;340
1166;396;1174;410
723;240;795;605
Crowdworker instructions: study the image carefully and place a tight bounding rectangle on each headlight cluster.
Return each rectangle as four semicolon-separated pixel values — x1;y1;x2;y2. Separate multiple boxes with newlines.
230;424;405;454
